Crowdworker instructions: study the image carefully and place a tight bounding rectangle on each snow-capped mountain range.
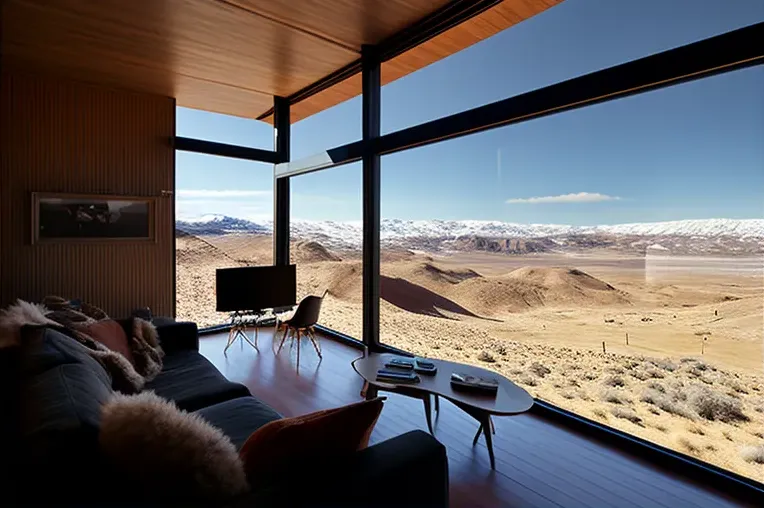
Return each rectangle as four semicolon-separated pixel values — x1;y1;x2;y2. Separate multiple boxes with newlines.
177;215;763;255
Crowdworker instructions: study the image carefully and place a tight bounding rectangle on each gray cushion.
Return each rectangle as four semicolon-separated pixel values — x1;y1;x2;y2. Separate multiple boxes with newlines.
145;350;250;411
20;325;110;384
195;397;282;450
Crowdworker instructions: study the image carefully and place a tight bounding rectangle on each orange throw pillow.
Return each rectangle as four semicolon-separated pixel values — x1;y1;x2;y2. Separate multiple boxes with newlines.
239;397;384;485
76;319;134;365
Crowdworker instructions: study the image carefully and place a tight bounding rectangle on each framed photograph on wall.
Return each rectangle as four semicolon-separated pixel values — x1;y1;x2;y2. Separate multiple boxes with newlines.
32;192;156;243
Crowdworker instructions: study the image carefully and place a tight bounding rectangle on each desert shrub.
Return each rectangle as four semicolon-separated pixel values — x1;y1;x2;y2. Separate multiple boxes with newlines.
641;389;696;420
518;375;538;387
705;444;716;452
687;385;748;423
646;381;666;393
650;358;677;372
741;445;764;464
607;366;625;375
630;370;649;381
529;362;551;378
567;378;580;387
611;407;642;425
602;375;626;388
752;431;764;439
584;372;599;381
477;351;496;363
722;431;733;441
601;388;631;405
592;408;608;419
722;378;748;394
493;344;508;356
509;368;524;376
648;407;660;415
561;391;576;400
686;424;705;436
678;437;700;455
640;389;662;405
653;423;667;432
644;367;665;379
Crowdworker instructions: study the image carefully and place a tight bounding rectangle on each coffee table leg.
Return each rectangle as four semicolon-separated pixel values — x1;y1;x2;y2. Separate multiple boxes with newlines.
422;395;434;435
481;413;496;470
472;424;483;446
365;383;379;401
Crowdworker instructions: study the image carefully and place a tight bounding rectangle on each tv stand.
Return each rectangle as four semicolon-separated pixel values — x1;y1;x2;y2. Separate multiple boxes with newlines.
224;310;265;355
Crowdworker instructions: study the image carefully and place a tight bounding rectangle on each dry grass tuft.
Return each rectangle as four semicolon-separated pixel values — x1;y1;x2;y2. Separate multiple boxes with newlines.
602;375;627;388
561;391;577;400
529;362;551;378
653;423;668;432
722;431;734;441
678;437;700;455
518;374;538;387
646;381;666;393
687;385;748;423
611;406;643;425
686;424;705;436
592;408;608;420
601;388;631;405
740;445;764;464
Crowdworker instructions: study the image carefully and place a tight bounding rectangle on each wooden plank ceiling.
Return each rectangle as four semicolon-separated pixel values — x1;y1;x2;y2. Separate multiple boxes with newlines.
2;0;562;123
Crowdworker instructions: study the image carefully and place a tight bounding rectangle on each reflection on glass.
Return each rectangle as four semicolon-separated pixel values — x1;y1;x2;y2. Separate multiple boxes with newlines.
174;154;274;327
289;162;363;338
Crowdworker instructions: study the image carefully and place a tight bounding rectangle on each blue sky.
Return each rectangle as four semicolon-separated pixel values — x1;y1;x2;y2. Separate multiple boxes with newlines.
176;0;764;225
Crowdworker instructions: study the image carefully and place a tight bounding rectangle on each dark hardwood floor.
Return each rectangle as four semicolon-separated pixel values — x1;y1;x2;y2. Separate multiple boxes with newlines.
201;330;753;508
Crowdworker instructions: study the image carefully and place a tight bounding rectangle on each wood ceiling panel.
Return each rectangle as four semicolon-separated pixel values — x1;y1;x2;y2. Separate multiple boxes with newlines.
2;0;358;103
225;0;453;51
2;0;561;122
277;0;563;123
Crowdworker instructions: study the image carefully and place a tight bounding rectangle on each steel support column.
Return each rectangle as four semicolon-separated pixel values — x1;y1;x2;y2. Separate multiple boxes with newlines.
361;45;381;351
273;96;290;266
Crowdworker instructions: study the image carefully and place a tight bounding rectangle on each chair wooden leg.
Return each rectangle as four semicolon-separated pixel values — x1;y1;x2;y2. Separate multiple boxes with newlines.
277;327;290;354
307;329;322;358
434;394;440;413
490;416;495;435
296;329;301;369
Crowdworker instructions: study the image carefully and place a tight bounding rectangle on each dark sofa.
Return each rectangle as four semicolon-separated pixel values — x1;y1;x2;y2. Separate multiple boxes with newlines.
2;321;449;507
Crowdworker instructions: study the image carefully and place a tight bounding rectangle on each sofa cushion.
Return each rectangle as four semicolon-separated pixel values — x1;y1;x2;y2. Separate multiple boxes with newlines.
18;362;115;501
195;397;282;450
19;325;110;383
74;319;134;364
145;350;250;411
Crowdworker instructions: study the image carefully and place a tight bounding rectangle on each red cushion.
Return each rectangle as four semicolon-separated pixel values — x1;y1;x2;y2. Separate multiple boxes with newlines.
76;319;134;365
239;397;384;485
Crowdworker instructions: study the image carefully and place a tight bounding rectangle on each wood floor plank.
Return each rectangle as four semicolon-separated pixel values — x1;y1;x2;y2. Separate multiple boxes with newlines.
200;331;752;508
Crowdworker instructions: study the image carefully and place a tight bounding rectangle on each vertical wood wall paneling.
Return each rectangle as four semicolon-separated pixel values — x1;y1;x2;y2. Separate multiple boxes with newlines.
0;69;175;317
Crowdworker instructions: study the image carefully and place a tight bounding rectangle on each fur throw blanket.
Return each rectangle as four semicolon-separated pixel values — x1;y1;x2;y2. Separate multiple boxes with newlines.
0;298;164;393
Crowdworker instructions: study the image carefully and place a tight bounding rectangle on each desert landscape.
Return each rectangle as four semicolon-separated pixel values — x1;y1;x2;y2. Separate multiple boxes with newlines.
176;217;764;482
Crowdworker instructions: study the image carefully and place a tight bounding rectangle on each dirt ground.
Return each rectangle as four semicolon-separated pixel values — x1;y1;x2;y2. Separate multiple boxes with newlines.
176;233;764;481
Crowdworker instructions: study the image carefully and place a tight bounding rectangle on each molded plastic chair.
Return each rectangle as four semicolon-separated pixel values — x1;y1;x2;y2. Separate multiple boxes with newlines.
277;290;327;366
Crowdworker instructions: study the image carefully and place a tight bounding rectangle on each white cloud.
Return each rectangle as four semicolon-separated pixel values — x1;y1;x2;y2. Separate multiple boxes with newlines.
176;189;271;199
506;192;622;204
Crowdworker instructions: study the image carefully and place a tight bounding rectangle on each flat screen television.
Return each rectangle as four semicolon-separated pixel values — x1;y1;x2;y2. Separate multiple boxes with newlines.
216;265;297;312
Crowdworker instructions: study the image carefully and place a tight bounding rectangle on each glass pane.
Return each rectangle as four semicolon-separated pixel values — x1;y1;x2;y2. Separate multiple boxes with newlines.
292;95;361;160
289;162;362;338
176;107;273;149
380;67;764;482
381;0;764;134
175;152;273;327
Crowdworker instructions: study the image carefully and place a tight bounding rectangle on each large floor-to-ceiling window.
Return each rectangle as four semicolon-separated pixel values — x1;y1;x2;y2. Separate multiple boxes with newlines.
175;0;763;485
272;0;763;485
174;108;275;327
